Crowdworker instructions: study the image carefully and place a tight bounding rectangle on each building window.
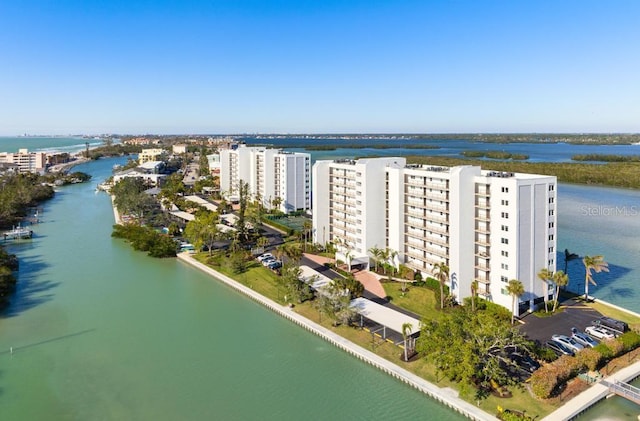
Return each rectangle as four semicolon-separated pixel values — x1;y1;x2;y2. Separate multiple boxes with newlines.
501;225;509;231
501;263;509;270
501;288;509;296
549;210;555;216
501;200;509;206
501;187;509;193
549;259;554;266
501;238;509;244
549;184;555;191
549;234;554;241
549;222;554;228
501;250;509;257
501;212;509;219
501;276;508;283
549;197;554;204
549;247;554;253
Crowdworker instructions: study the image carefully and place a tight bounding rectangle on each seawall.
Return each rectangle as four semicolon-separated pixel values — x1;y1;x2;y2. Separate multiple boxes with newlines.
177;252;498;421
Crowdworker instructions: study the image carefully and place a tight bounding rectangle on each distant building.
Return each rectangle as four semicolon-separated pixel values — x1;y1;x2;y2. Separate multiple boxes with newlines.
138;148;166;164
313;157;557;316
219;145;310;213
0;149;47;173
113;161;166;187
173;144;188;154
207;154;221;175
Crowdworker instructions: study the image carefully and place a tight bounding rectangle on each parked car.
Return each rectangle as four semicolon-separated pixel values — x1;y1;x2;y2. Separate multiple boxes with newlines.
261;257;277;266
592;316;629;335
571;328;599;348
551;335;585;353
257;253;274;262
585;325;616;340
509;352;540;373
546;340;574;356
267;260;282;270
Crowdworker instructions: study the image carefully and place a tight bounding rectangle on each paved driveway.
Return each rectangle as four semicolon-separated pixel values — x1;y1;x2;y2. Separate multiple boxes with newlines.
519;298;604;344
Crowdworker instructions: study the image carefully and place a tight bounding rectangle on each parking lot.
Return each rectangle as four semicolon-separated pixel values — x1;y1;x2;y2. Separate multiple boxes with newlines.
518;298;605;344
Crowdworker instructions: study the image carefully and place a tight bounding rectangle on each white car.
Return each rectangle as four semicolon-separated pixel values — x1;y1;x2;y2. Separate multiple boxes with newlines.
571;331;598;348
257;253;274;262
551;334;584;353
585;325;616;340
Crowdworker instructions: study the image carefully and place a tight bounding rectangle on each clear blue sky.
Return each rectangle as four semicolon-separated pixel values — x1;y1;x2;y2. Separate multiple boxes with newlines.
1;0;639;135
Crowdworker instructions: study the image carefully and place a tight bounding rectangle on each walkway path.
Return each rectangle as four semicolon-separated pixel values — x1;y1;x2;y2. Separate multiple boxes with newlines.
540;360;640;420
353;270;387;299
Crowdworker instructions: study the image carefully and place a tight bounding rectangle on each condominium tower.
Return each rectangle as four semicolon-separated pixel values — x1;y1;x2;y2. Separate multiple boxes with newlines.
312;157;557;315
219;145;311;213
0;149;47;173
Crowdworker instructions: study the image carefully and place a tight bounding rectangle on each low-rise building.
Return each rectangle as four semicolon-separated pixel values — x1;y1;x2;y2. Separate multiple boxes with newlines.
138;148;166;164
0;149;47;173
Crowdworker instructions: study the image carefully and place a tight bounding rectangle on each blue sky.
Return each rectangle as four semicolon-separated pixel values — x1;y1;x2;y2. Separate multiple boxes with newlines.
1;0;639;135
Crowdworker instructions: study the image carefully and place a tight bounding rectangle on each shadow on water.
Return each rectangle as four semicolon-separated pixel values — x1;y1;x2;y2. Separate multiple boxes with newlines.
559;252;633;299
0;328;96;356
1;256;58;318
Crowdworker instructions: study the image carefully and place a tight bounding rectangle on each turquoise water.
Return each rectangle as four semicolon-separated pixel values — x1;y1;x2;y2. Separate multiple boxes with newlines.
0;136;108;155
0;157;463;420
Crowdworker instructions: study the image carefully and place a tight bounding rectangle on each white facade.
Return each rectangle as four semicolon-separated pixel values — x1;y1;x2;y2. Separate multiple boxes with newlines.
0;149;46;173
219;145;310;213
312;157;406;269
313;158;557;315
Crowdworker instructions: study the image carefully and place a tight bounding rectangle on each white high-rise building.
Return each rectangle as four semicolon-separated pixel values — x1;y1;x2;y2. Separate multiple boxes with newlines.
219;145;310;213
313;157;557;315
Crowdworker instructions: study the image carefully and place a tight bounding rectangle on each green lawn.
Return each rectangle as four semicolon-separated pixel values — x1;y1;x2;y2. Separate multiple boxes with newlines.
193;252;287;305
585;300;640;331
382;281;442;320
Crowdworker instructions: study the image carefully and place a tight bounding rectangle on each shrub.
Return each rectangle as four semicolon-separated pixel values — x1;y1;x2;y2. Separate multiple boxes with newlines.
594;343;614;360
530;365;559;398
576;348;604;371
618;331;640;352
604;338;625;358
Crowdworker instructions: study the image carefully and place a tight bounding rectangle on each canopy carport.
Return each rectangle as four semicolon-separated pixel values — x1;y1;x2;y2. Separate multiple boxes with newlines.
349;297;421;345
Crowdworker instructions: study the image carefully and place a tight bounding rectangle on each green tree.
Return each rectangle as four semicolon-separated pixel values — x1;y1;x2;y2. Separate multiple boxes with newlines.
111;177;156;221
302;219;313;252
582;255;609;300
506;279;525;325
432;262;450;310
398;264;414;294
537;268;552;313
417;306;532;399
184;211;220;256
552;270;569;312
368;246;382;273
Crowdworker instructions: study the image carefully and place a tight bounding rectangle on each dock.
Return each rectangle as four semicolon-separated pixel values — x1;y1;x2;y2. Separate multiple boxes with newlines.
2;226;33;241
602;379;640;405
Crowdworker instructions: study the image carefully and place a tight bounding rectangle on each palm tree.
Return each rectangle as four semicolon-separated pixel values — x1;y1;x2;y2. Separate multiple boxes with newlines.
582;255;609;301
564;248;579;274
432;262;450;310
552;270;569;312
470;280;478;312
368;246;382;273
402;322;413;362
302;219;313;252
506;279;525;325
537;268;552;313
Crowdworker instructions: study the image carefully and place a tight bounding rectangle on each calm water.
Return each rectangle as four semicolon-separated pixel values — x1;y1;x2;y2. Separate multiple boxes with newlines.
1;137;640;418
0;157;463;420
243;136;640;163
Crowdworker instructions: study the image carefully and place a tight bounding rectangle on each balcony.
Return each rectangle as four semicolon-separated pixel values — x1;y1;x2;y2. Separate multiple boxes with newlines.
475;236;490;246
475;224;490;234
475;212;490;222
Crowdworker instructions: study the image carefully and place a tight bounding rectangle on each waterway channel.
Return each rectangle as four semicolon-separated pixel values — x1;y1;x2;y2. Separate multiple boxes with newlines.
0;157;464;419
